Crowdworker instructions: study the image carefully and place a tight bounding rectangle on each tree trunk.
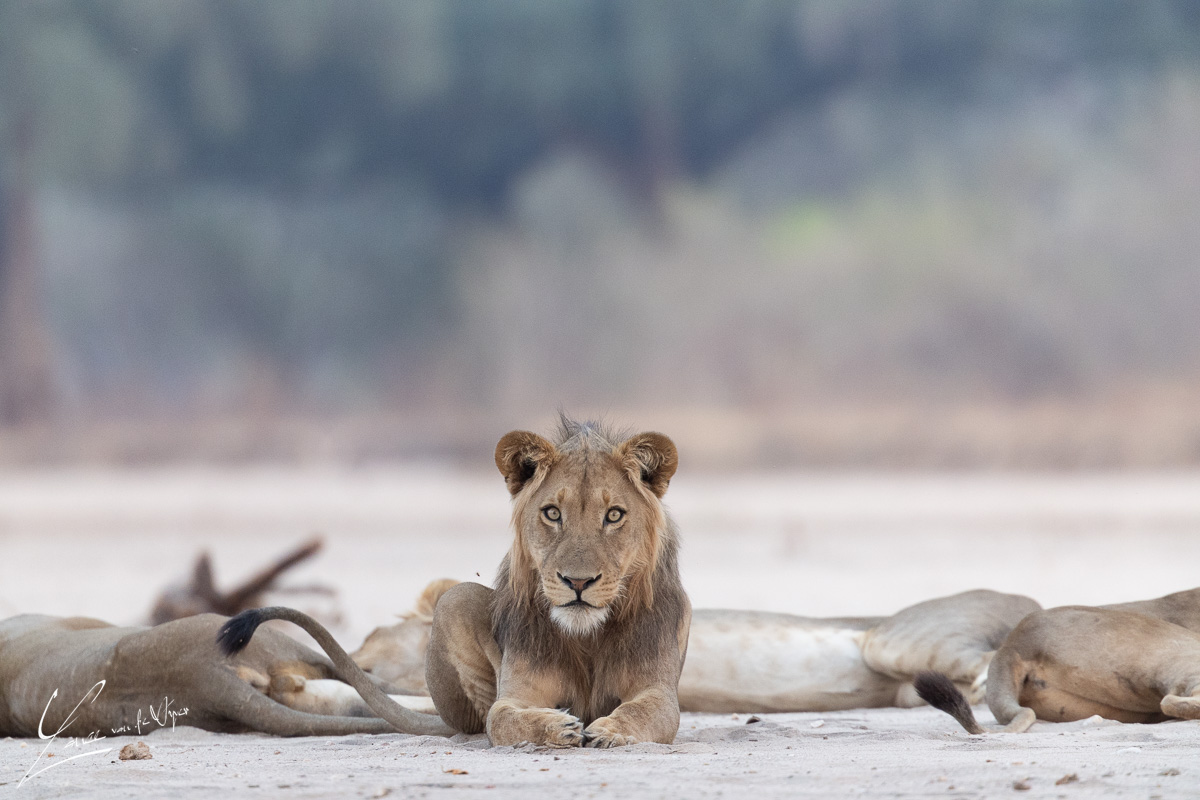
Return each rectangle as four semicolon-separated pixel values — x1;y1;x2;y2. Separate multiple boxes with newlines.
0;119;56;426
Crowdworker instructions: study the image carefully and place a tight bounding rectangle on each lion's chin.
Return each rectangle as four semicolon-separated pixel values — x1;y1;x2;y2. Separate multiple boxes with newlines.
550;604;610;636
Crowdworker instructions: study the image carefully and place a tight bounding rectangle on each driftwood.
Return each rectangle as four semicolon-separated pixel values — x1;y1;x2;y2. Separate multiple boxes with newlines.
150;537;327;624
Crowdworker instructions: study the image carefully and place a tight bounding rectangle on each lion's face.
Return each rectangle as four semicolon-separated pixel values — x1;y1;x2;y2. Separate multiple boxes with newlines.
495;426;678;637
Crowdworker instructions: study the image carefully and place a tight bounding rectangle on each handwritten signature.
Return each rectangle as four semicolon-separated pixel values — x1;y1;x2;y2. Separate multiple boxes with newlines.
17;681;189;788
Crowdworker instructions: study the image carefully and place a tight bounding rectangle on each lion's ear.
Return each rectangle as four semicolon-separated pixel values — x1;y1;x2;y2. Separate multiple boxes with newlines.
495;431;558;495
617;432;678;498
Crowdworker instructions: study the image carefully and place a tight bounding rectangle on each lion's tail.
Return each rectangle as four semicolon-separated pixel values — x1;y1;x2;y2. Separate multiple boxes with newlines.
218;606;452;737
212;678;400;737
914;671;985;735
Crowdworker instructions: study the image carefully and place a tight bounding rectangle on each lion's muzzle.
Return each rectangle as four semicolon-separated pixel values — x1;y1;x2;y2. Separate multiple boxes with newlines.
558;573;601;599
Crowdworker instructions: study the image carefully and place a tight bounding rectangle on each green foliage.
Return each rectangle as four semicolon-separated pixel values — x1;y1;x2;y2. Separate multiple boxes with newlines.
6;0;1200;412
6;0;1200;194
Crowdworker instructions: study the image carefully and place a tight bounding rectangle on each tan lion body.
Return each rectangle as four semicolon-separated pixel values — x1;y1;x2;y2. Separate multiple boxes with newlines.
679;610;896;712
425;420;690;748
269;581;455;716
990;607;1200;727
0;613;403;738
920;587;1200;734
350;583;1038;715
351;578;460;694
691;589;1037;712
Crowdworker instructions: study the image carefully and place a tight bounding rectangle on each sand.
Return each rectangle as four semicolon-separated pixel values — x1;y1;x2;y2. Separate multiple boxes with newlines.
2;468;1200;798
4;707;1197;799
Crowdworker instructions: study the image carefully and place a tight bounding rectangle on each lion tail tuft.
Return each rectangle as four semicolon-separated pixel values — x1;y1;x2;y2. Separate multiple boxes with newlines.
914;670;985;735
217;608;266;656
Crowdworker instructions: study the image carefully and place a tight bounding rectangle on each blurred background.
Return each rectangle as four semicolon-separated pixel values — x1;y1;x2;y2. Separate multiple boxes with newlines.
2;0;1200;471
3;1;1200;629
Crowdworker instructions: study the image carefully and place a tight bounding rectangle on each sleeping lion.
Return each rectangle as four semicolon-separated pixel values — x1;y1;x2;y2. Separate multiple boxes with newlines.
0;613;448;739
917;586;1200;733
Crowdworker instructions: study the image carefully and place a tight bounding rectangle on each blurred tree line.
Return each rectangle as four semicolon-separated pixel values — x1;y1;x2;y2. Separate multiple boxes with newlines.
2;0;1200;435
8;1;1198;196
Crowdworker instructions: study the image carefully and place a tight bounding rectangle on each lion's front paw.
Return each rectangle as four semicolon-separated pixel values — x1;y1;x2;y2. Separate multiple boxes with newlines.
583;716;637;748
489;705;587;748
535;709;587;748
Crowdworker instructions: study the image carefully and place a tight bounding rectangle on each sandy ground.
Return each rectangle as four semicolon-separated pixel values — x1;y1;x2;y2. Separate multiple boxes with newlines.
3;467;1200;798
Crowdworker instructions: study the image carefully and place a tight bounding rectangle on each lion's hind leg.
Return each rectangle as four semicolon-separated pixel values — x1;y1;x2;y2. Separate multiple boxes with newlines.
985;646;1037;732
236;665;270;692
426;582;501;735
270;675;439;716
919;648;1036;735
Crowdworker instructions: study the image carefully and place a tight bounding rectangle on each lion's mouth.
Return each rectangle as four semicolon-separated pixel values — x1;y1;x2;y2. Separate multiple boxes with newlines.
549;599;611;636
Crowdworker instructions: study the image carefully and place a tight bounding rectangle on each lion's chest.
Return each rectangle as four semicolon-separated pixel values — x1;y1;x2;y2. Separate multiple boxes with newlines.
554;664;622;724
515;648;627;725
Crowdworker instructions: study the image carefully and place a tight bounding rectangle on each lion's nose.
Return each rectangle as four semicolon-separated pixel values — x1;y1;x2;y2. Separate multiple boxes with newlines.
558;573;601;594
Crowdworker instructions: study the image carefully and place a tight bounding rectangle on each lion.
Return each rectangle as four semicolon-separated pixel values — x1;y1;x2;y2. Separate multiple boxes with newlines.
1104;585;1200;630
351;578;460;694
678;609;896;712
220;419;690;749
687;589;1039;712
341;585;1036;714
916;587;1200;734
0;612;449;739
265;580;455;717
857;589;1041;705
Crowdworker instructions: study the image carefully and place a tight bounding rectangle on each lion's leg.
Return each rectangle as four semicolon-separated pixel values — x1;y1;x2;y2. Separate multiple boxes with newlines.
1161;683;1200;720
270;676;438;716
583;685;680;747
486;658;587;748
425;582;501;735
893;682;925;708
1160;696;1200;719
966;655;992;705
985;647;1036;733
236;666;270;692
211;673;400;736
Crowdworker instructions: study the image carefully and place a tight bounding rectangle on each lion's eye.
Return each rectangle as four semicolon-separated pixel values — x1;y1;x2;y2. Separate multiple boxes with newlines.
542;506;561;522
605;508;625;524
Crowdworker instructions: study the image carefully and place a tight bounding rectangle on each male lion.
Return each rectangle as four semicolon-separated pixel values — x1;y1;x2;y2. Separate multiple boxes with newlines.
0;613;448;738
916;587;1200;734
221;420;690;748
425;420;689;747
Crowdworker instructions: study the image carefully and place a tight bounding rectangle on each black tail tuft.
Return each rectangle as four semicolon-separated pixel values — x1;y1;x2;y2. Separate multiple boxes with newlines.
217;608;265;656
914;670;984;735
